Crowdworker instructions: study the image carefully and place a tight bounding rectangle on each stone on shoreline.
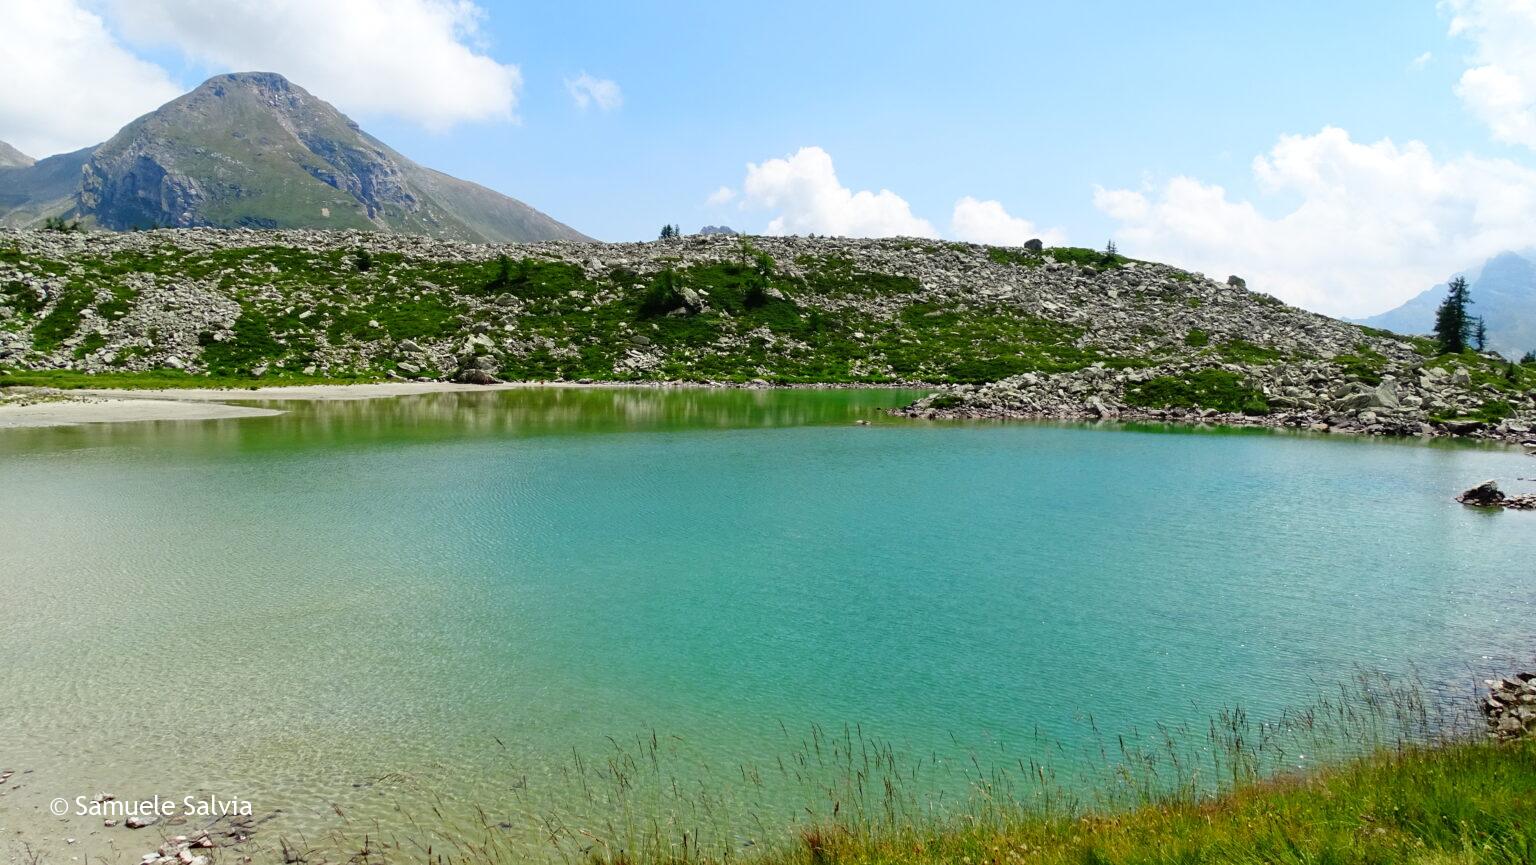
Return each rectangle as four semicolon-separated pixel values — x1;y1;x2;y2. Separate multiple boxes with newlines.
1484;673;1536;740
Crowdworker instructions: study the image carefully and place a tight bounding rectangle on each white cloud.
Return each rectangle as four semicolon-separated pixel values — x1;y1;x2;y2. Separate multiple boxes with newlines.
736;147;1060;247
741;147;937;238
104;0;521;130
705;185;737;206
1095;126;1536;317
1444;0;1536;149
950;196;1065;247
1410;51;1435;70
566;72;623;111
0;0;181;157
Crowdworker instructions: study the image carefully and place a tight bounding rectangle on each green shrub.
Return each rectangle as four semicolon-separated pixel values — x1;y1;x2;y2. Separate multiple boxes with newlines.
1184;329;1210;347
1125;369;1270;415
638;270;688;317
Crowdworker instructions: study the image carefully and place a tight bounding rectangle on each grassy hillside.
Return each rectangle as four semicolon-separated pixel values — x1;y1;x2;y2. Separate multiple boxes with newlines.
0;229;1423;384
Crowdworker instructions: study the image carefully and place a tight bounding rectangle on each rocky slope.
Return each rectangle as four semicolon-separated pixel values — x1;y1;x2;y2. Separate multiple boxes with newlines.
2;228;1533;441
0;73;587;243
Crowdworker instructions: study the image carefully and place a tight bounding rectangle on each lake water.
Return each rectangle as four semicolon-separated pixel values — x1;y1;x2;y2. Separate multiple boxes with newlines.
2;387;1534;861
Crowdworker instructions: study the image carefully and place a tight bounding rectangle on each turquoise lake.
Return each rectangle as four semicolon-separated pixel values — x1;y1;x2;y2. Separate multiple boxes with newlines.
1;386;1534;860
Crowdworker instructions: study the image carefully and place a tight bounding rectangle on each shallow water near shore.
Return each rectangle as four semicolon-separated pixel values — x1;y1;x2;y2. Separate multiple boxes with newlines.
2;386;1535;861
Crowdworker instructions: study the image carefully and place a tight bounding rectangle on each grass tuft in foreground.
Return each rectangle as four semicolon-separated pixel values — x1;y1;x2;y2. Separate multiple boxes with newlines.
770;739;1535;865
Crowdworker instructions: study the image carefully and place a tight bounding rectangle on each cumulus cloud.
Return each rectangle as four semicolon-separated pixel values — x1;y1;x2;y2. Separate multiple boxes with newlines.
705;185;737;206
1410;51;1434;70
566;72;623;111
1444;0;1536;149
104;0;521;129
950;196;1065;247
736;147;1059;245
740;146;938;238
0;0;182;157
1095;126;1536;317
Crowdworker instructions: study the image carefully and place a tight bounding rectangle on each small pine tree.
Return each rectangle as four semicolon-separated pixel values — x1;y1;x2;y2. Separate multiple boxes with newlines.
1102;239;1118;264
353;249;373;272
1522;350;1536;366
1474;316;1487;351
1433;276;1473;354
487;254;514;291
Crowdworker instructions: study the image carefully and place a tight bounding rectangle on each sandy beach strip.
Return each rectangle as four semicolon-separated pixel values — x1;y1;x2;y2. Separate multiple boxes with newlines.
0;397;283;429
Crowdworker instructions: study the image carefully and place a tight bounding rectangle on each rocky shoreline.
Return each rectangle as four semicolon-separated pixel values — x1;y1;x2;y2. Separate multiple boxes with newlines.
896;359;1536;446
1484;673;1536;740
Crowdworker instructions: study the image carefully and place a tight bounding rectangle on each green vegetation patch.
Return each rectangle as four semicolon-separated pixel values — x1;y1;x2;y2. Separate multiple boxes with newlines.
1125;369;1271;415
777;739;1536;865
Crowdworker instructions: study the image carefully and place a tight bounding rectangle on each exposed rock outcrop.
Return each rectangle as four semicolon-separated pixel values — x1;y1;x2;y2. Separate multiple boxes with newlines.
1484;673;1536;739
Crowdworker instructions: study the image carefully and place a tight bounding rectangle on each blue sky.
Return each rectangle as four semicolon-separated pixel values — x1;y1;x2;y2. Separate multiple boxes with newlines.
6;0;1536;316
372;1;1471;242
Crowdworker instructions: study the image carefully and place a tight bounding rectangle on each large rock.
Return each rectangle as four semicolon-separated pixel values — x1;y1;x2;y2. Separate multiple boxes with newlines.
454;367;500;385
1370;381;1400;410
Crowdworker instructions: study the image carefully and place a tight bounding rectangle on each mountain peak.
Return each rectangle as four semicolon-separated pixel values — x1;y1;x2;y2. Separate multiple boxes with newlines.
0;139;34;169
1359;249;1536;358
0;73;587;241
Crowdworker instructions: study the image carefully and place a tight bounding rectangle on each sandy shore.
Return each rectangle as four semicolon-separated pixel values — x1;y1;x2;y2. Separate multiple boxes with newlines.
0;380;924;429
0;397;283;428
67;381;547;403
0;381;722;429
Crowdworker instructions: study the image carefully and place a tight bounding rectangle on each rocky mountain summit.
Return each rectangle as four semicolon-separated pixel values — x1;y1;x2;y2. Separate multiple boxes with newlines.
0;73;586;243
0;140;33;169
2;228;1533;442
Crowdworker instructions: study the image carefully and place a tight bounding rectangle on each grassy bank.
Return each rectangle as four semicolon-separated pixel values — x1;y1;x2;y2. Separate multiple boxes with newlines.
759;739;1534;865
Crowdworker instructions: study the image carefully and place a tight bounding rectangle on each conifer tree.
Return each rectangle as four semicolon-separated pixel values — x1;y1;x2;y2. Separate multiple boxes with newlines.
1433;276;1472;354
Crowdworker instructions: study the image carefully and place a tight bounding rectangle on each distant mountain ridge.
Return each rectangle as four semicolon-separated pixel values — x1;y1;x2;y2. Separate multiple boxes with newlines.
1358;251;1536;358
0;72;588;243
0;140;33;168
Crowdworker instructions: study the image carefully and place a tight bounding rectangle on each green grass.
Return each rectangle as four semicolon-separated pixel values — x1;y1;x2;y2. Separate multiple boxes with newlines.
1216;339;1289;365
757;740;1536;865
1333;347;1390;385
1125;369;1271;415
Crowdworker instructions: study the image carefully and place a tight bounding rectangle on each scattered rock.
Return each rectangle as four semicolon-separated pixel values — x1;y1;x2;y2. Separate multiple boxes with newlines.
1457;479;1536;509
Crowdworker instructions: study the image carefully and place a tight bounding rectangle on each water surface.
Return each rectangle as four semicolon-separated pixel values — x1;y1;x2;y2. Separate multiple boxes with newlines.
1;387;1533;859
